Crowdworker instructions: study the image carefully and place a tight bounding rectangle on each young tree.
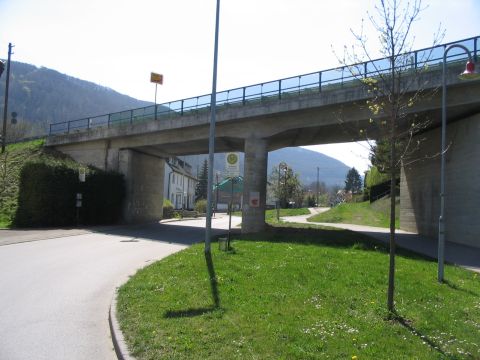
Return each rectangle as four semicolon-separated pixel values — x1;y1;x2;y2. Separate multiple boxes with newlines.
268;164;304;208
344;167;362;194
195;159;208;201
337;0;443;313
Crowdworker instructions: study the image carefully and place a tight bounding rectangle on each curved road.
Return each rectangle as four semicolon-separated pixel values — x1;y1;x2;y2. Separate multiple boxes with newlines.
0;216;239;360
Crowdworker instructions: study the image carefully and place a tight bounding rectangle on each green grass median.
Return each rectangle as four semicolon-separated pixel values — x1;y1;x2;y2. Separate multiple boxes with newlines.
117;225;479;359
308;198;400;229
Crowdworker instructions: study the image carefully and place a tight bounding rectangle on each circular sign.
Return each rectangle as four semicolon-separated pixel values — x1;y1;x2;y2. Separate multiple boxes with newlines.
227;153;238;165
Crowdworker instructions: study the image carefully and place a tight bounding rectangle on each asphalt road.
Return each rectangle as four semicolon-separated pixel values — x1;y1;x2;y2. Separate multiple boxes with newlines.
0;215;240;360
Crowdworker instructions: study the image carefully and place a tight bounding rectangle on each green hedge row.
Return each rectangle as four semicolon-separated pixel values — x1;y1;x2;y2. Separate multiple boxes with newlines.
14;162;125;227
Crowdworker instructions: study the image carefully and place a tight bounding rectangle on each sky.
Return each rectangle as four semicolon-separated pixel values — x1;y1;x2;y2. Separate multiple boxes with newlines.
0;0;478;173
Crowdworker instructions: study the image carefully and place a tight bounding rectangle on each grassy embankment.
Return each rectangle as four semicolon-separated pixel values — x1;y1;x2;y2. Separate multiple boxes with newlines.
0;139;76;228
0;140;44;228
117;224;480;359
308;197;400;229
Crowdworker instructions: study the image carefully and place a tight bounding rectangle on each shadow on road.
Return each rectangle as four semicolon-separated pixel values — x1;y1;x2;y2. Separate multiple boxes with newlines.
93;222;239;246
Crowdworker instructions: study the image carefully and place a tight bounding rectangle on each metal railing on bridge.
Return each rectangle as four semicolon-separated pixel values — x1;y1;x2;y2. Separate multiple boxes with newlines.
49;35;479;136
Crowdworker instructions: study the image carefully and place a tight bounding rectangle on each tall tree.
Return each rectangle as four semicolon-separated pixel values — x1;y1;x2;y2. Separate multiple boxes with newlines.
345;167;362;194
337;0;443;313
195;159;208;201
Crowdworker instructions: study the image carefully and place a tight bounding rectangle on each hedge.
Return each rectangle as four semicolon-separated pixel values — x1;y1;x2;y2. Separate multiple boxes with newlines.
14;162;125;227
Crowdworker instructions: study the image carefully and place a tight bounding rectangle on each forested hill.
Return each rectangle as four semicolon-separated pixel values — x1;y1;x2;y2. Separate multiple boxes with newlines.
0;61;151;136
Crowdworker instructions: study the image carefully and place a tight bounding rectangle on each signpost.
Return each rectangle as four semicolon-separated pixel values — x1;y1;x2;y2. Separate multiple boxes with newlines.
224;152;240;250
76;168;86;225
150;72;163;120
225;152;240;178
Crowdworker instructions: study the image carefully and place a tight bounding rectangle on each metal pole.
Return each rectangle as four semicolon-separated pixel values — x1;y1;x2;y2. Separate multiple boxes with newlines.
205;0;220;254
215;172;219;211
228;177;234;249
316;166;320;206
154;83;158;120
438;44;474;282
1;43;13;154
276;165;280;221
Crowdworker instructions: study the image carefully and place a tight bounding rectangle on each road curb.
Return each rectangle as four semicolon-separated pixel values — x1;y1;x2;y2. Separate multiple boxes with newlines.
109;290;136;360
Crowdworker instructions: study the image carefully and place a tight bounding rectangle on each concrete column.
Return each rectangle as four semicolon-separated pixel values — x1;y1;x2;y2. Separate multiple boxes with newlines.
242;137;268;233
118;149;165;223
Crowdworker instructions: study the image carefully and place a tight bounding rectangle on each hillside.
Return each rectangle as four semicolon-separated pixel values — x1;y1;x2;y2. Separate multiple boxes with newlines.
0;61;151;136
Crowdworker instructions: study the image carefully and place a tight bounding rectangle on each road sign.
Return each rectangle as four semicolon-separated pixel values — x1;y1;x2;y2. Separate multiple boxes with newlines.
249;191;260;207
225;152;240;178
79;168;86;182
150;72;163;85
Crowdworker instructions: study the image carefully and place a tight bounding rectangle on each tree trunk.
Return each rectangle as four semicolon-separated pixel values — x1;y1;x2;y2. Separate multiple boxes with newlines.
387;137;396;313
387;48;397;314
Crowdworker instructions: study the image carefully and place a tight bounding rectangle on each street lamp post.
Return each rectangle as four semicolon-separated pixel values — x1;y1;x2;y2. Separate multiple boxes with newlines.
438;44;479;282
205;0;221;254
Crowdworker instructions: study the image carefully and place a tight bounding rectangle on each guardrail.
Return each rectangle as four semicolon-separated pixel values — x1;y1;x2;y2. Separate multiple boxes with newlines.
49;35;479;136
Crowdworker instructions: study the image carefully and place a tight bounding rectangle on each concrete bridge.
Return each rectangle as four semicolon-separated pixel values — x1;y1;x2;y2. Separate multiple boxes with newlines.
46;36;480;248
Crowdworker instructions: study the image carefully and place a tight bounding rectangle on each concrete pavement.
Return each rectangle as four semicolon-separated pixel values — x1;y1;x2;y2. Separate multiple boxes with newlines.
281;210;480;274
0;214;240;360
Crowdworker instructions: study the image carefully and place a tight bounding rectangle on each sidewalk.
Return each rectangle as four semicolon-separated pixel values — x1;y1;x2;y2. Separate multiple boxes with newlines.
281;211;480;274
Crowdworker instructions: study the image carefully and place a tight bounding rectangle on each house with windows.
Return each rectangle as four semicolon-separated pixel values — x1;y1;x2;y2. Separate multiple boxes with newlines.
164;157;198;210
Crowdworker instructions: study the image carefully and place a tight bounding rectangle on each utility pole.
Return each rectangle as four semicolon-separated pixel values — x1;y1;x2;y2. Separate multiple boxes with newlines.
316;166;319;206
1;43;13;153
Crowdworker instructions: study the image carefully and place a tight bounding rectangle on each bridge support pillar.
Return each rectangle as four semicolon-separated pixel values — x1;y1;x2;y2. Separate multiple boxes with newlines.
118;149;165;223
242;137;268;233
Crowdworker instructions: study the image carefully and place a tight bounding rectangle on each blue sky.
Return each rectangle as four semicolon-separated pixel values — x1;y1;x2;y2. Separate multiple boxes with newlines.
1;0;479;172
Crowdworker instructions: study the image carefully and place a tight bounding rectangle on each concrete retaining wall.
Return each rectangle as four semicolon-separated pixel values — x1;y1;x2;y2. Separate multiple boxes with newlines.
400;112;480;248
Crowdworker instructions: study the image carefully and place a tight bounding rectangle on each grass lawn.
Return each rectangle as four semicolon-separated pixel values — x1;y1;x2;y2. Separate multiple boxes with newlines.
232;207;310;222
117;225;480;359
265;207;310;222
308;197;400;229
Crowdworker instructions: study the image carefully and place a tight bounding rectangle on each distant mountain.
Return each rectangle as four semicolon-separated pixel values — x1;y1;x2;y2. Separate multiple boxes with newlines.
184;147;350;187
0;61;152;136
269;147;350;187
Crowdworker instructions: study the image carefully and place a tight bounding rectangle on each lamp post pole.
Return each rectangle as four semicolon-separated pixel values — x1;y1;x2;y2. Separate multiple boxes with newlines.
205;0;221;254
438;44;479;282
1;43;13;154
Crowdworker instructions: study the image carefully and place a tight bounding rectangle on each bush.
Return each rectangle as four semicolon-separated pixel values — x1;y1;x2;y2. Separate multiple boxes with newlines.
15;162;78;227
194;199;207;214
14;161;125;227
163;198;174;219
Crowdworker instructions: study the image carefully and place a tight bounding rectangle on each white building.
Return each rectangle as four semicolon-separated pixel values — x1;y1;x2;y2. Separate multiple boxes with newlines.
164;157;198;210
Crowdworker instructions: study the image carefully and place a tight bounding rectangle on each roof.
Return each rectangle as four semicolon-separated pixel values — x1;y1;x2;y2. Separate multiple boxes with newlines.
213;176;243;193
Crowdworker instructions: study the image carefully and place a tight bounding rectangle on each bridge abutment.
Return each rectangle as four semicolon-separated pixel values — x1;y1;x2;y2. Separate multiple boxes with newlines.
54;142;165;224
241;137;268;233
400;112;480;248
118;149;165;223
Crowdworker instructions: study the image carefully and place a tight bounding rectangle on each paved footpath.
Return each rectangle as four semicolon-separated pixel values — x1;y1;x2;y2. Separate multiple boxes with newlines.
0;215;240;360
282;208;480;274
